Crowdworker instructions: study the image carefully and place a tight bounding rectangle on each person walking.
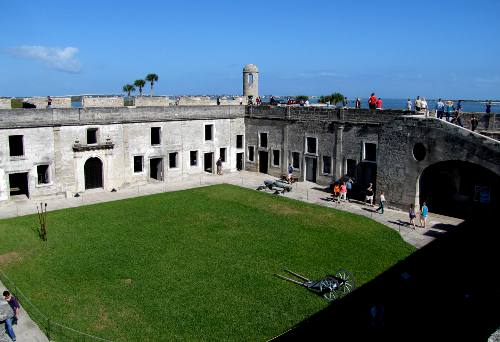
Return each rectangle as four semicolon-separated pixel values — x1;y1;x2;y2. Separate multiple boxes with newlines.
3;290;19;342
420;202;429;228
345;177;353;201
340;182;347;201
368;93;377;110
333;183;341;203
343;97;348;109
406;98;412;111
445;100;454;122
375;191;386;214
365;183;374;206
409;204;416;229
47;96;52;109
216;157;223;175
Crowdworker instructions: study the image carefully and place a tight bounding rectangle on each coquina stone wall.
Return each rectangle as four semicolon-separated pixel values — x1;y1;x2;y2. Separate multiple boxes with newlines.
82;96;124;108
134;96;170;107
0;99;11;109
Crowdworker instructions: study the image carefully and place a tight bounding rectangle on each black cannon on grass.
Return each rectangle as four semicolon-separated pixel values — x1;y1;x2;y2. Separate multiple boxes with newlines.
275;269;356;301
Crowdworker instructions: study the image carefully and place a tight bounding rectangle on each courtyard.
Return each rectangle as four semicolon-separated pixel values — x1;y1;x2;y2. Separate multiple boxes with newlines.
0;181;417;341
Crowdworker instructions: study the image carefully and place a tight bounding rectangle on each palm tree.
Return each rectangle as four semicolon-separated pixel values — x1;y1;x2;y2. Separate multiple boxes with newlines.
145;73;159;97
122;84;136;97
329;92;345;107
134;79;146;96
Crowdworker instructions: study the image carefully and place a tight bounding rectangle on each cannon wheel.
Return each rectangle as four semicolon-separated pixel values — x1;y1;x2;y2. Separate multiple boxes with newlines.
322;278;339;302
323;288;339;302
335;269;356;295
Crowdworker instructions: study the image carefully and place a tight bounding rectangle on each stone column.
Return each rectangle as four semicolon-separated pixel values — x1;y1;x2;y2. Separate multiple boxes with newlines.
334;125;344;180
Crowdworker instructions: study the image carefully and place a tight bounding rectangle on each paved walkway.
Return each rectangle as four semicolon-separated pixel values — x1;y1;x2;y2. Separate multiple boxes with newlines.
0;171;464;341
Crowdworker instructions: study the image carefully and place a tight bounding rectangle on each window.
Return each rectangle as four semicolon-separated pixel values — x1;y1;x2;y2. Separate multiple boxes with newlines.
37;165;50;184
236;135;243;149
190;151;198;166
205;124;213;141
248;146;255;162
169;152;178;168
306;137;317;154
87;128;98;144
292;152;300;169
248;73;254;85
151;127;161;145
272;150;280;166
346;159;357;177
322;156;331;174
133;156;143;173
220;148;227;162
364;143;377;162
9;135;24;157
259;133;268;148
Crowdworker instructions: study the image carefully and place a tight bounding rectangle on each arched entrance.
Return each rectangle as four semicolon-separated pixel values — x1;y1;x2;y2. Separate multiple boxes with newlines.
418;161;499;218
84;157;103;189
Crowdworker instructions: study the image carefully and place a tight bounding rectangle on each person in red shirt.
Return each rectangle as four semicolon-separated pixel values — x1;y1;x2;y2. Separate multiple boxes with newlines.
376;98;383;110
368;93;377;110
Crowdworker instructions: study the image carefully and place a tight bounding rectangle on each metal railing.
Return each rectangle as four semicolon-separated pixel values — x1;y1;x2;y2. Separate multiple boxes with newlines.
0;269;113;342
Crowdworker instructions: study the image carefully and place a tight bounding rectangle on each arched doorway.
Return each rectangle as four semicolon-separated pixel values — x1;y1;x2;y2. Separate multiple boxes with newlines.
84;157;103;189
418;161;499;218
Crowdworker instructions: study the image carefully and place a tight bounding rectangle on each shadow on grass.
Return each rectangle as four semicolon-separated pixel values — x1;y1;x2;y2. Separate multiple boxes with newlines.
274;213;500;341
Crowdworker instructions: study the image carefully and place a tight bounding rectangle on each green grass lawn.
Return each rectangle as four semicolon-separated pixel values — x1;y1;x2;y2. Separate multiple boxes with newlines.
0;184;415;341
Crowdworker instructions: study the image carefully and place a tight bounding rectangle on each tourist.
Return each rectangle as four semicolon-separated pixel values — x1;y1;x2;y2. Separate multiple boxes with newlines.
445;100;454;122
486;100;492;114
343;97;348;109
287;163;294;183
435;98;445;119
406;98;412;111
421;97;428;117
365;183;374;206
375;191;386;214
414;96;422;112
333;182;341;203
3;290;19;342
47;96;52;109
340;182;347;201
409;204;416;229
456;100;463;114
453;109;463;127
470;114;479;132
376;98;382;110
368;93;377;110
420;202;429;228
216;157;223;175
345;177;353;200
256;96;261;106
355;97;361;109
216;97;221;106
304;99;310;107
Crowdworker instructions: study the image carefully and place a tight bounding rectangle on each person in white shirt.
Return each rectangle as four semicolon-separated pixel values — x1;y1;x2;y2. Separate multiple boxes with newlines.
414;96;422;112
375;192;386;214
407;98;412;111
421;97;428;117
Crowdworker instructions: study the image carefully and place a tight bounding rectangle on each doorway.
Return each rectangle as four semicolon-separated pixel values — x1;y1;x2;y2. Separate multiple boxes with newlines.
9;172;29;198
259;151;269;174
84;158;103;189
305;157;317;182
150;158;163;181
204;152;214;173
236;152;244;171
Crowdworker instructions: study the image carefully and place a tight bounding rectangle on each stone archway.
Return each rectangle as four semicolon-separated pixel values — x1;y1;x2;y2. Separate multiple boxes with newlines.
84;157;103;189
418;160;499;218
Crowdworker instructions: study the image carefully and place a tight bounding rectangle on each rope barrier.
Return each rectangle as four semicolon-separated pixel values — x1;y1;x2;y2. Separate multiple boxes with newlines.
0;268;113;341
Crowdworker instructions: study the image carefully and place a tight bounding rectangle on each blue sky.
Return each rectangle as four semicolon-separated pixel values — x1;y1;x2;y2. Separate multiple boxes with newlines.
1;0;499;99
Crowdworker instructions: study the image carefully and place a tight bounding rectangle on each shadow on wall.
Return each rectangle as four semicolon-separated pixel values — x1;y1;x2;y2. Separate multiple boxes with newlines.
275;213;499;341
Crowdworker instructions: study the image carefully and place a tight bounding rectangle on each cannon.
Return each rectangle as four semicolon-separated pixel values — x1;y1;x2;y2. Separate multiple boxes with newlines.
275;268;355;301
257;179;293;194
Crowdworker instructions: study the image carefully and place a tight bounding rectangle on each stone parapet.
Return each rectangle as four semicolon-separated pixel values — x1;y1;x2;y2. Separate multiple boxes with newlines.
0;98;10;109
0;106;246;129
82;96;124;108
134;96;170;107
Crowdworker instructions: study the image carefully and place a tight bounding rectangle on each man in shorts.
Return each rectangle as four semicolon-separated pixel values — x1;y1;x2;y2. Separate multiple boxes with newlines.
420;202;429;228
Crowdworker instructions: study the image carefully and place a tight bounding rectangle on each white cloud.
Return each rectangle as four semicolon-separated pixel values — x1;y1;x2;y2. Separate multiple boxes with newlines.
7;46;82;73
